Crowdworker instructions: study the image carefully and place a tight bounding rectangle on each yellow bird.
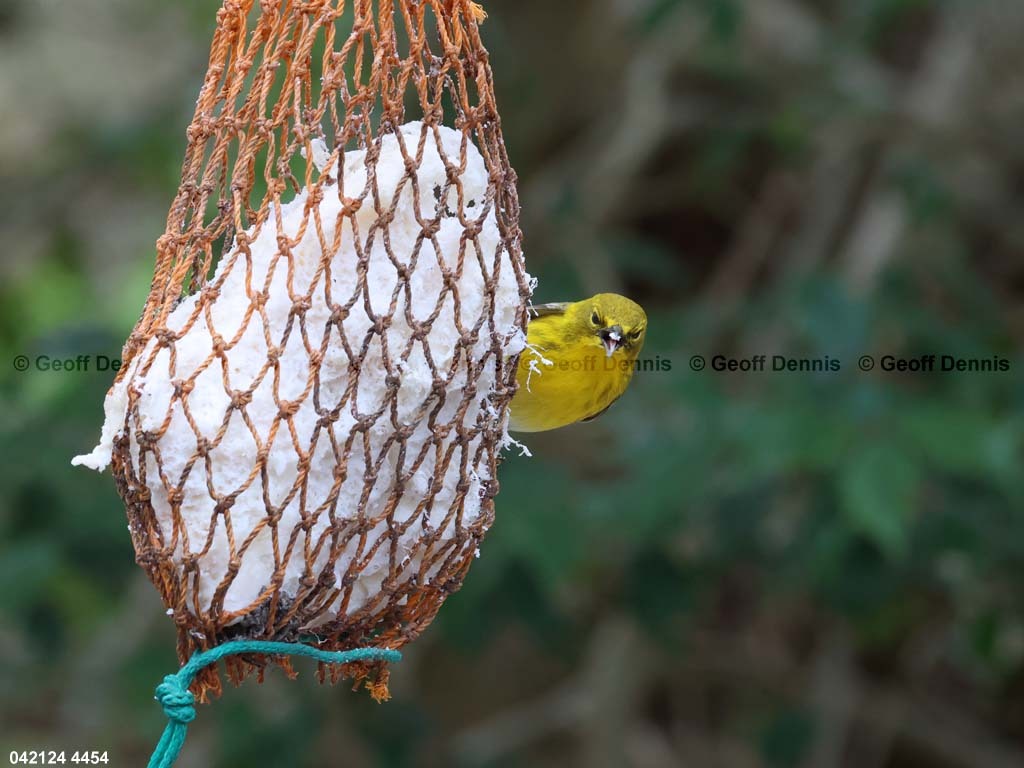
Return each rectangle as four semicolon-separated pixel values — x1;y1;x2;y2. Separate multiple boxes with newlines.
508;293;647;433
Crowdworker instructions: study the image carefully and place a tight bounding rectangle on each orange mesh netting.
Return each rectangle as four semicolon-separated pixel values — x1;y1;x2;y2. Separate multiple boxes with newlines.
77;0;531;701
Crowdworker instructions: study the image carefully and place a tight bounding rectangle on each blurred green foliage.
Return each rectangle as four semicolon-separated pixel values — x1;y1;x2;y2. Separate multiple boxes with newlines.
2;1;1024;766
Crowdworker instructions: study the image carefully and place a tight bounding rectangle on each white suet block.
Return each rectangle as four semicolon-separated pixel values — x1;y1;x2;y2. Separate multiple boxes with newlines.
74;122;529;624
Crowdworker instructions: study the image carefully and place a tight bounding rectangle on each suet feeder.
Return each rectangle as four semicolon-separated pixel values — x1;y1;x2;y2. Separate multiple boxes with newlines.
74;0;531;702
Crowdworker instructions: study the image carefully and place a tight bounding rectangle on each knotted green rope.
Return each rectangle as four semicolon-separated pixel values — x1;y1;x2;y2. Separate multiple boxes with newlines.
148;640;402;768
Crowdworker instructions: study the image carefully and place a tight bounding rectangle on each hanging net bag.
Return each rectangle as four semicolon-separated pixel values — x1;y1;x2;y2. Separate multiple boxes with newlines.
73;0;531;715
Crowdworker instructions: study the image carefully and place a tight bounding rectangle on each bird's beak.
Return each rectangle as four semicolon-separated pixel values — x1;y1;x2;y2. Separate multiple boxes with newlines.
599;325;624;357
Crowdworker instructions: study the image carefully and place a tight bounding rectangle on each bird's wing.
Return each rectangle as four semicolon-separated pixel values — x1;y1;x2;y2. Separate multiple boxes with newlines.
528;302;571;318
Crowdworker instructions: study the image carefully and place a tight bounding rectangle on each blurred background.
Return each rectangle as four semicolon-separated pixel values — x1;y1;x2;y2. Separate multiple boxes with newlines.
2;0;1024;766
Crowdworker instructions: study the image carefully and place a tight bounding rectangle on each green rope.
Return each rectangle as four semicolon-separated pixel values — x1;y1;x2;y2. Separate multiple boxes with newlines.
148;640;402;768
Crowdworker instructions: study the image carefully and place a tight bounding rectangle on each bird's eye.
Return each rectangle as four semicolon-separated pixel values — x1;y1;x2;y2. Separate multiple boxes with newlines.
591;310;601;326
629;329;642;340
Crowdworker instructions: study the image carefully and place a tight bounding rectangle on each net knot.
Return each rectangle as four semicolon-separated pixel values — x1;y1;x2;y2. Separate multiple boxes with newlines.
305;185;324;207
155;233;183;256
229;389;252;409
155;675;196;725
186;119;214;144
171;380;194;401
216;2;245;29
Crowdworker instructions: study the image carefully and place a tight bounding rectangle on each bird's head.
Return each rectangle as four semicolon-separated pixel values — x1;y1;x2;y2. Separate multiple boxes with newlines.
579;293;647;358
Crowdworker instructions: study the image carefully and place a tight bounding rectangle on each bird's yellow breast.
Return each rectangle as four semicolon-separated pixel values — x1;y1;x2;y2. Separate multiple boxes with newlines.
508;311;640;433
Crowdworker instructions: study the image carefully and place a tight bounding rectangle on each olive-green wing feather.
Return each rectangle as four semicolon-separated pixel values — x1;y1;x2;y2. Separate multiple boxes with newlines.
528;302;571;318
